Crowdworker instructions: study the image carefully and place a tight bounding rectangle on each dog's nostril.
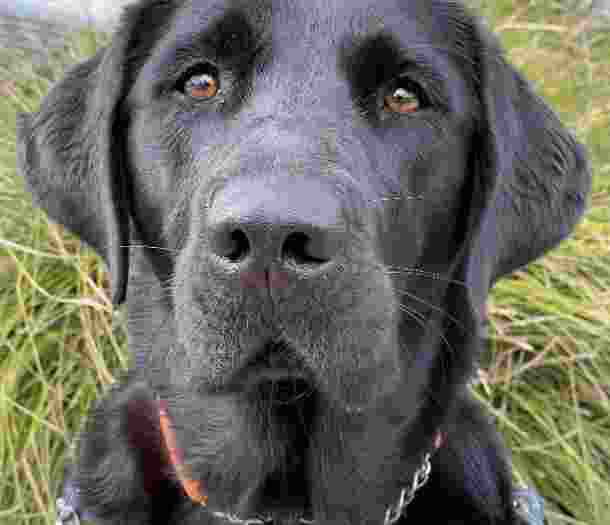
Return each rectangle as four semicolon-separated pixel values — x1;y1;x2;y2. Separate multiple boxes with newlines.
225;229;250;263
209;223;252;263
283;232;330;266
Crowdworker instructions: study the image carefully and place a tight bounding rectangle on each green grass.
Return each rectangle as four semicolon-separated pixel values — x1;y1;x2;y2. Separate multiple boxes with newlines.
1;2;609;524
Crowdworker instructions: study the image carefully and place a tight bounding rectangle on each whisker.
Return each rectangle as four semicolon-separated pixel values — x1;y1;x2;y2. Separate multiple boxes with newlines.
397;303;456;360
385;266;469;288
120;244;179;254
396;288;469;334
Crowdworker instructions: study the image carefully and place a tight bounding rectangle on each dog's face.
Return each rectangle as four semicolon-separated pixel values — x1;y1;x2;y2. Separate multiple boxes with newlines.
17;1;590;521
125;0;480;407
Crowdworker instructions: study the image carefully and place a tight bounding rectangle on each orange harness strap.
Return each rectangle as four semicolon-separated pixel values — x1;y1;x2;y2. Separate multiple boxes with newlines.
158;400;209;506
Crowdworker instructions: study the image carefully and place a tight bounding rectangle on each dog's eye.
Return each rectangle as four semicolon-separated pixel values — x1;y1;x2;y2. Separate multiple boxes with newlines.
383;76;428;115
384;86;420;114
185;73;219;100
177;64;220;100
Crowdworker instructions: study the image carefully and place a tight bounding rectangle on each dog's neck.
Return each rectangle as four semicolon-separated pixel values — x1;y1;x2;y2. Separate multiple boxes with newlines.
155;387;444;525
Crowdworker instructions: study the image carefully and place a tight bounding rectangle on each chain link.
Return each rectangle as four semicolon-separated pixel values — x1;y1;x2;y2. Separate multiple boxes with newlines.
383;453;432;525
55;498;81;525
210;511;315;525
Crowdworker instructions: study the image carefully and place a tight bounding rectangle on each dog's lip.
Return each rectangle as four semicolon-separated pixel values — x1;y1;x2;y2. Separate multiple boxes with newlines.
231;340;314;389
246;370;314;405
239;360;313;389
246;366;310;381
235;359;315;405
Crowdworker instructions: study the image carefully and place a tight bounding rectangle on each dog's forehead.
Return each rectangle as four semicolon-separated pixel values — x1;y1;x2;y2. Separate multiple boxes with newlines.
151;0;463;68
170;0;437;33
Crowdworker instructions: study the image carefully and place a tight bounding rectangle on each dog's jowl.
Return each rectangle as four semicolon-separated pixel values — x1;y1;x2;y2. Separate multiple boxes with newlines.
17;1;590;524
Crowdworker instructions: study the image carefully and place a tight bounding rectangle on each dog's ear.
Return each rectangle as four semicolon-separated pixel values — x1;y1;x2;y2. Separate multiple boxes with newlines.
462;17;591;309
16;42;131;306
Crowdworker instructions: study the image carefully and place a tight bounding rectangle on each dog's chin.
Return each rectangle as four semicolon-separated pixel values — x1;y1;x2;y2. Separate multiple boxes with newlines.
227;340;318;407
164;346;319;517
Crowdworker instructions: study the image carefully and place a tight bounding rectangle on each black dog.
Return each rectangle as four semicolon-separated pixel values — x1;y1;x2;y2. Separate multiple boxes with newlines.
17;1;590;524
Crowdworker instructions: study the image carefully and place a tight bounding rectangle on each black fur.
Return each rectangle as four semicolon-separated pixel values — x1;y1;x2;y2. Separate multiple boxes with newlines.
16;1;590;524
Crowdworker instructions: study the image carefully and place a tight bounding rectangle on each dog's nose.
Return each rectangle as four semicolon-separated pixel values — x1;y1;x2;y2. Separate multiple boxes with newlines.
206;178;345;278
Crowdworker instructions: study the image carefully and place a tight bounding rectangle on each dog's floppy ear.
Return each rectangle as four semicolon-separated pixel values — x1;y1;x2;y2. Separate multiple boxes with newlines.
462;17;592;310
16;41;131;306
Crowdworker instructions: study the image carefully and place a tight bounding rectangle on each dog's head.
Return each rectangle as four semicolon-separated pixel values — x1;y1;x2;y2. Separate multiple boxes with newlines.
17;0;589;433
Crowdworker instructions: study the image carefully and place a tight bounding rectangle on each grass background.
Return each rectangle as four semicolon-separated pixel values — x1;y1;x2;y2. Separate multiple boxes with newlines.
0;1;608;524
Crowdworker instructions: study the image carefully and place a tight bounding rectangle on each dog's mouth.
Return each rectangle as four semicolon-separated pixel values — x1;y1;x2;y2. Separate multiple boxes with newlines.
237;340;316;405
254;375;314;405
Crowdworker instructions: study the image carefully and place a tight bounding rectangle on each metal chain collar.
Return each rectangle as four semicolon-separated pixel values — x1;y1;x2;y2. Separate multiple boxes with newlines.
209;510;315;525
205;454;432;525
55;453;432;525
56;452;547;525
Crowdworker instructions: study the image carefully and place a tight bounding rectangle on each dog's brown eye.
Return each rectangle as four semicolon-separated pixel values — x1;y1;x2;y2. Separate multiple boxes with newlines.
385;86;420;114
185;73;220;100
